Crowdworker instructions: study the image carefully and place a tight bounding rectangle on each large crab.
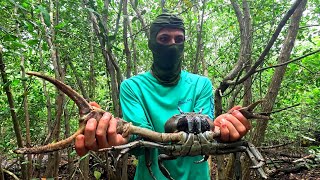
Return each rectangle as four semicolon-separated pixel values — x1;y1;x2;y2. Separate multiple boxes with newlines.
101;108;268;180
15;72;269;179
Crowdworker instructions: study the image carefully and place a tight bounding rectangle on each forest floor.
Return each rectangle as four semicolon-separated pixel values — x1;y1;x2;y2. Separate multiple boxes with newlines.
208;144;320;180
271;167;320;180
257;145;320;180
2;144;319;179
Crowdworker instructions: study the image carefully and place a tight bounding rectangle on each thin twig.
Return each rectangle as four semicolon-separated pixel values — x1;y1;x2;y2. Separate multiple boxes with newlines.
258;141;295;149
255;49;320;73
2;169;20;180
269;103;300;115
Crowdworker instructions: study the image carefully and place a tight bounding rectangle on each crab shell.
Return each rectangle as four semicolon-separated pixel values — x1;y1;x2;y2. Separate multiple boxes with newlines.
164;112;215;134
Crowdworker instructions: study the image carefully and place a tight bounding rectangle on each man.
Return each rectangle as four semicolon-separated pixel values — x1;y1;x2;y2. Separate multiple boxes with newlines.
75;13;250;180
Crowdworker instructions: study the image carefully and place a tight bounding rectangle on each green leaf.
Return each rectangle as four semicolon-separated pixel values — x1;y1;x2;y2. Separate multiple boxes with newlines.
8;0;28;12
132;16;138;22
23;20;35;32
11;79;20;86
42;43;49;51
112;45;122;52
27;39;39;46
94;171;102;180
134;0;138;8
79;153;90;161
55;21;66;29
38;5;51;27
108;35;116;41
3;34;18;41
22;2;30;9
86;7;98;14
21;160;31;165
141;10;146;15
11;41;25;48
70;150;77;156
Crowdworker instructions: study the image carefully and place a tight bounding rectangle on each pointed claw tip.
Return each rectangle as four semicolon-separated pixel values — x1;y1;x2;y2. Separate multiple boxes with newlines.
27;71;91;116
248;100;266;111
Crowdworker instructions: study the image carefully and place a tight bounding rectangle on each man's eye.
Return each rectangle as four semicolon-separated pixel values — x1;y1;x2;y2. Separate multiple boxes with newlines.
175;36;185;44
159;36;169;43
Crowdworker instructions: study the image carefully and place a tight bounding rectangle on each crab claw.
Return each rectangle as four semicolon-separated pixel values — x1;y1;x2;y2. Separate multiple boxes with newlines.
246;100;265;112
26;71;91;116
238;100;270;120
14;72;94;154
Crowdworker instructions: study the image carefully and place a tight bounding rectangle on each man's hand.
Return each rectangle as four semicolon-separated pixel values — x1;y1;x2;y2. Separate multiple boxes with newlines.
214;106;251;142
75;102;128;156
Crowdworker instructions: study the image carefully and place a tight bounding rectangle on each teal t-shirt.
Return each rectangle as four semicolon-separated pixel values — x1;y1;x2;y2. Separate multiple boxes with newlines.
120;70;214;180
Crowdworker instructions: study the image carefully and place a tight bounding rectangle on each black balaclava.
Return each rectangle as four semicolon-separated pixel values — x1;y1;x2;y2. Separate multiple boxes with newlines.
148;13;185;86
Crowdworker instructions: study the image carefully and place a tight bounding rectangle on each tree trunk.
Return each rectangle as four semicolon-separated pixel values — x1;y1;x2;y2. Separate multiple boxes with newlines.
39;0;64;177
40;39;53;134
37;38;55;178
15;5;33;178
112;0;123;38
65;102;74;178
67;59;89;99
241;0;253;107
0;143;5;180
214;0;303;179
21;56;33;180
123;0;132;78
0;46;27;180
130;0;149;39
46;90;64;179
89;22;96;99
193;0;206;74
129;21;138;75
201;44;207;76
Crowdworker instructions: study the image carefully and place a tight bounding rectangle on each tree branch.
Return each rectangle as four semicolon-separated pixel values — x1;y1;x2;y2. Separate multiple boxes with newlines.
255;49;320;73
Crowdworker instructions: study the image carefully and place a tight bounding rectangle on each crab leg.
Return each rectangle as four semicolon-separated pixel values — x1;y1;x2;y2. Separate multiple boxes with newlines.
246;148;267;179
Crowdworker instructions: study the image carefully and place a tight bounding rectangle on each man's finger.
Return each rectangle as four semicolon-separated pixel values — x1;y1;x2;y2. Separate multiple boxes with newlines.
228;105;241;113
75;135;89;156
107;118;129;146
223;118;241;142
225;114;247;137
219;118;230;142
231;109;251;130
96;112;112;148
84;118;98;150
107;117;119;146
115;134;129;145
